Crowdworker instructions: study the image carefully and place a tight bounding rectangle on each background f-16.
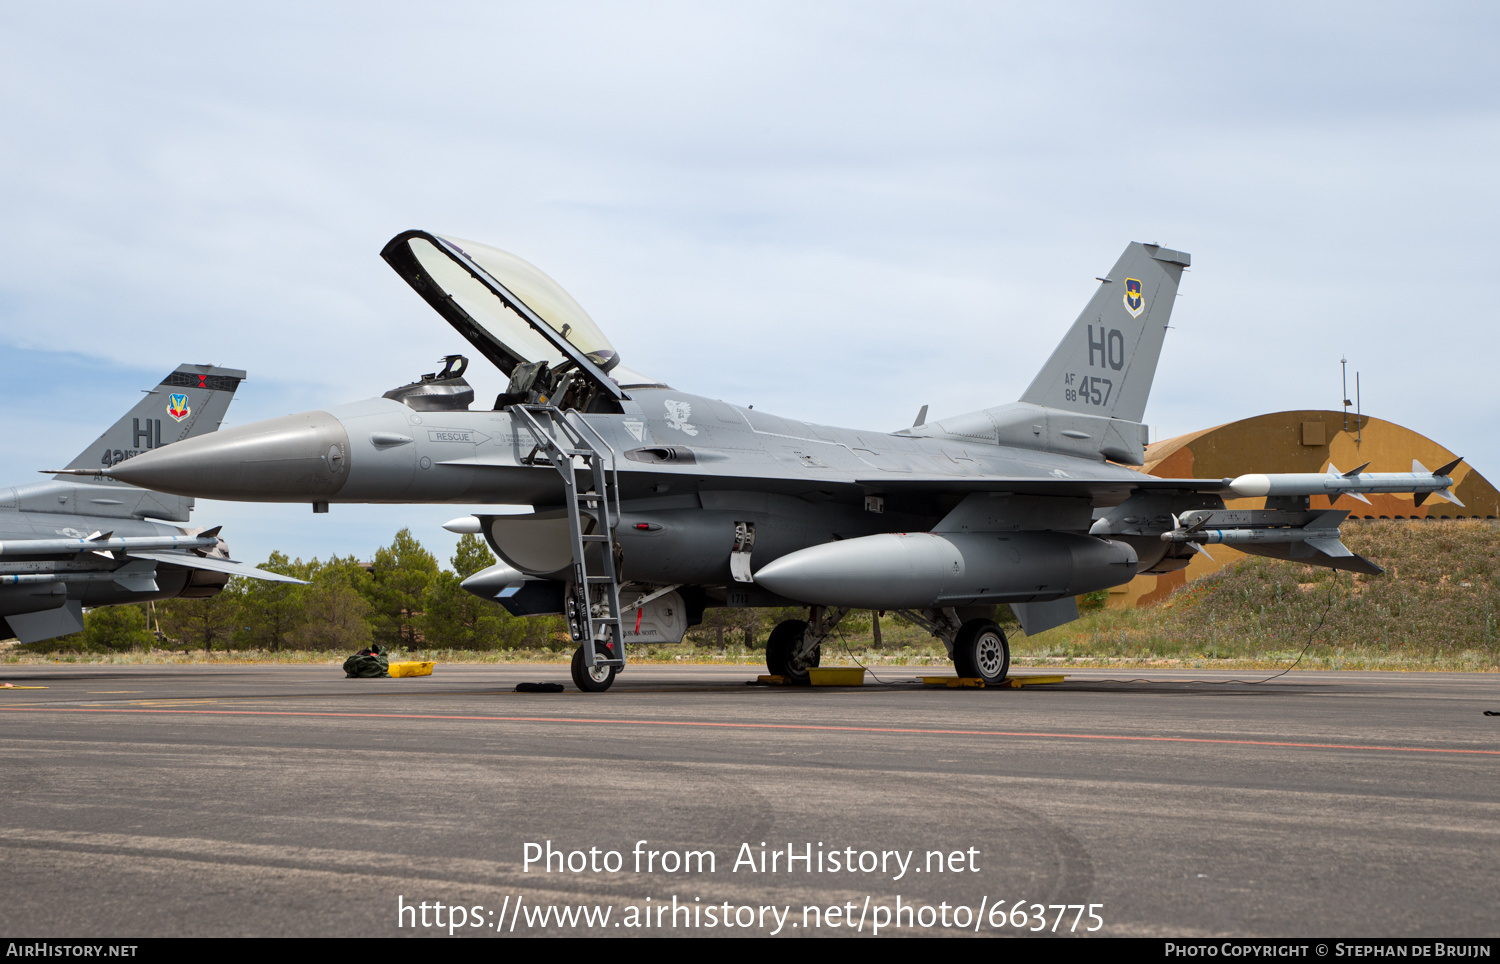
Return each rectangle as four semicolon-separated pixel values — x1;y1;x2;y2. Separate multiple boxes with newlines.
1;366;301;644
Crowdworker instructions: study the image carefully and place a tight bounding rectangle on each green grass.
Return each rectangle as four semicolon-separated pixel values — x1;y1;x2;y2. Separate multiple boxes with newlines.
1011;520;1500;672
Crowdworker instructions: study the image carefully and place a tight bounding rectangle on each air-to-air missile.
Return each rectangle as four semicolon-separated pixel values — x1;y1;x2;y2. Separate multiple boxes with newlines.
0;530;223;557
98;232;1463;690
1225;459;1464;507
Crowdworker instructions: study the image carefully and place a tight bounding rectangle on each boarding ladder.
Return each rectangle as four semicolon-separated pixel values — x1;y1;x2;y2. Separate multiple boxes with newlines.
513;403;626;671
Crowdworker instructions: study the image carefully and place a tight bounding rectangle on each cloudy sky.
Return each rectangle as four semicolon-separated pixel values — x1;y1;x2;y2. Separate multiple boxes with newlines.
3;3;1496;568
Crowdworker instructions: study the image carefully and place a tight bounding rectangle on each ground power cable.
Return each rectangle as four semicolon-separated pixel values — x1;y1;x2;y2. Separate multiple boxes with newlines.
1082;569;1342;686
830;628;913;685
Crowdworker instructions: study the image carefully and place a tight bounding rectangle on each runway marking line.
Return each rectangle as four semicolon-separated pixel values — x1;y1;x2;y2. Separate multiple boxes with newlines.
1;705;1496;757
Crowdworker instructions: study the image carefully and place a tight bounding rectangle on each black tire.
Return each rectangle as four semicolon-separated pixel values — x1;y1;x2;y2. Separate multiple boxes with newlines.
766;619;819;685
952;619;1009;684
571;644;618;692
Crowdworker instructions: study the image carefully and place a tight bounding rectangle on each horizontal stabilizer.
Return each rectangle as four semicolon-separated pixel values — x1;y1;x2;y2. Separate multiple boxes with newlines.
124;550;307;584
5;601;84;644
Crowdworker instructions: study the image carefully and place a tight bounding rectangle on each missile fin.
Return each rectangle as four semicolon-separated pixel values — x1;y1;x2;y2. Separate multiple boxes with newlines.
1305;537;1353;558
1434;457;1464;477
1341;462;1371;478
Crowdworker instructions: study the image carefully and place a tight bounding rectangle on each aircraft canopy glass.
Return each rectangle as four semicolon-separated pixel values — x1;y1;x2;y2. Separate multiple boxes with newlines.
405;235;618;371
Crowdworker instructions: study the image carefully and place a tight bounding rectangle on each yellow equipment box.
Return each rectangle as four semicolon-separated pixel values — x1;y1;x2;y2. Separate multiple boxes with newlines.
388;661;435;678
808;667;865;686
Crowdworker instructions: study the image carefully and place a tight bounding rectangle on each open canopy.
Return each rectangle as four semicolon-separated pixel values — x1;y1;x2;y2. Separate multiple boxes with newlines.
381;230;626;399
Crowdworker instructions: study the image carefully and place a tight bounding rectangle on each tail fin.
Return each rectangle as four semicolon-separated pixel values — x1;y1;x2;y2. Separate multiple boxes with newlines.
56;364;246;479
1019;242;1189;423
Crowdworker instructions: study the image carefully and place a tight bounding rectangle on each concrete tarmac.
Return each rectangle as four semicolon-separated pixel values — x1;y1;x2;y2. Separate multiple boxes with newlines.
0;661;1496;938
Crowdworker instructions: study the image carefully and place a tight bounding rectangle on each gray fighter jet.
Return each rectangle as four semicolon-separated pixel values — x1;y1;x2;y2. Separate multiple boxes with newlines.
4;365;301;644
99;233;1462;689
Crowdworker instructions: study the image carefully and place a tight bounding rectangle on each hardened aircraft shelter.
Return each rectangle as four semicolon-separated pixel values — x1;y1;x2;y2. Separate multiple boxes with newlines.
1112;409;1499;609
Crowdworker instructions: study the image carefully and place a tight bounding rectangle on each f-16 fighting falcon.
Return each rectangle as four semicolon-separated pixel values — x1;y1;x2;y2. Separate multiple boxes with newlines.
99;233;1463;690
4;365;302;644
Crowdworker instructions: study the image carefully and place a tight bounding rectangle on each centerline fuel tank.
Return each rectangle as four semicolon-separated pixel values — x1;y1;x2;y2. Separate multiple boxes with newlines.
752;530;1138;609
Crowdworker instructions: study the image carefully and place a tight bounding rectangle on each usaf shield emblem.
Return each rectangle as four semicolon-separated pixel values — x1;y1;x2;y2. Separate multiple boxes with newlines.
167;393;191;421
1123;278;1144;318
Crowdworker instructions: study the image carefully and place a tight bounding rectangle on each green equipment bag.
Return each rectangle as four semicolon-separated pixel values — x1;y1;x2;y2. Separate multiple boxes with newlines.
343;644;390;678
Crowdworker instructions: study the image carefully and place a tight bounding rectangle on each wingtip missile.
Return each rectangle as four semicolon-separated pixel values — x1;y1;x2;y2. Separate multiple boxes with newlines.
1227;461;1465;503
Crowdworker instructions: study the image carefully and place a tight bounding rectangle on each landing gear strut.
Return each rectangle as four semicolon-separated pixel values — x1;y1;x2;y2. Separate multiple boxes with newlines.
766;606;847;685
892;608;1010;685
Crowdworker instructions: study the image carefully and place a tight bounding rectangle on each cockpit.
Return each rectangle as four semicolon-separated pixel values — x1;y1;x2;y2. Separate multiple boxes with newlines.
378;231;668;413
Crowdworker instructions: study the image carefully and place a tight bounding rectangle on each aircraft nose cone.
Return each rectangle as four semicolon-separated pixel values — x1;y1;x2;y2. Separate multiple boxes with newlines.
107;411;352;501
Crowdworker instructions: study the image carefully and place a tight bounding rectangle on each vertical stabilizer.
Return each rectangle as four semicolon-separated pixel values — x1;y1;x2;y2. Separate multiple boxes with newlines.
58;364;246;478
1019;243;1188;423
49;364;246;522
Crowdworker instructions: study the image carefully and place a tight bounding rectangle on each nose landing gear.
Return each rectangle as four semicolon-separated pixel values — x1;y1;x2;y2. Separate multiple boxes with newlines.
571;643;619;692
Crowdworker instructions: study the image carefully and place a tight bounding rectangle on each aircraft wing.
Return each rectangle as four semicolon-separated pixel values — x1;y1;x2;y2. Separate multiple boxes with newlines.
124;550;307;584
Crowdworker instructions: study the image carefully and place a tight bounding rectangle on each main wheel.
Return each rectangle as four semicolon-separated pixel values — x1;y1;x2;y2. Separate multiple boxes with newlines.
571;644;618;692
952;619;1009;684
766;619;819;685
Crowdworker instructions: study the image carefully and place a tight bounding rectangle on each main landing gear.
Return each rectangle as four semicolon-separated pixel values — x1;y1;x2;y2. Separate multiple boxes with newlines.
766;620;817;684
766;606;847;685
767;606;1011;685
891;607;1011;685
951;619;1010;685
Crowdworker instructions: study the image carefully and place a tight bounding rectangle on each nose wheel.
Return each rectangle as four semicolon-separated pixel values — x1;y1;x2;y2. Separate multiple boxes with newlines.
952;619;1009;684
766;619;819;685
571;644;618;692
